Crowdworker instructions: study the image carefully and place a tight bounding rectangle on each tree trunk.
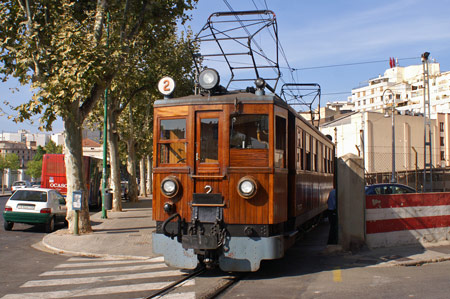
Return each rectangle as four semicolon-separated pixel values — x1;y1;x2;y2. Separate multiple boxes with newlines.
147;155;152;195
126;106;138;202
139;158;146;196
126;138;138;202
64;114;91;234
107;106;122;211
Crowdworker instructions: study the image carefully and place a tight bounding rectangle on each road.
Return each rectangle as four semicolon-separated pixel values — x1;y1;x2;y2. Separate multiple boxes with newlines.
220;222;450;299
2;193;450;298
0;194;191;299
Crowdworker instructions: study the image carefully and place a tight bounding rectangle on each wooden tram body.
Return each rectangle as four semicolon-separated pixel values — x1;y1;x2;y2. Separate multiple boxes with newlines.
152;87;334;272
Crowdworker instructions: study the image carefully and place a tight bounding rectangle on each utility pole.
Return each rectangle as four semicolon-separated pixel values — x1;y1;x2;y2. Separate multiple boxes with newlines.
101;12;110;219
422;52;432;192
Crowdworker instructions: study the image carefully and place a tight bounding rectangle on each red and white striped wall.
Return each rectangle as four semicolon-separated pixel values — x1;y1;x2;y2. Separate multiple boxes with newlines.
365;193;450;248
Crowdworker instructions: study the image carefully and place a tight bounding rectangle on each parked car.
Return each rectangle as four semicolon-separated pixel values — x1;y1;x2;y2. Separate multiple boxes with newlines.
11;180;31;192
365;183;416;195
31;181;41;188
3;188;67;232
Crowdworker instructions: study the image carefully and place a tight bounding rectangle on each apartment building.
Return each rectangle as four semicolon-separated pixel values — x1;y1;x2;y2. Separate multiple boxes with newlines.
0;141;37;167
351;61;450;116
319;111;447;173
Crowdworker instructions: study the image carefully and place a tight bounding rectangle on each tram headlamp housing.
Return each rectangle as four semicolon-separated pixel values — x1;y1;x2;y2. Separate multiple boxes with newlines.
199;68;220;90
161;176;180;198
237;176;258;199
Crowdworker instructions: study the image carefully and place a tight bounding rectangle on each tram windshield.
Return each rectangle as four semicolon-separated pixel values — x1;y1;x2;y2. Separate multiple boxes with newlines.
230;114;269;149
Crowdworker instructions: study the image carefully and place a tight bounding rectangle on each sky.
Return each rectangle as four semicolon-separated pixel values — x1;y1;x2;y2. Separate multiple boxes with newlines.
1;0;449;133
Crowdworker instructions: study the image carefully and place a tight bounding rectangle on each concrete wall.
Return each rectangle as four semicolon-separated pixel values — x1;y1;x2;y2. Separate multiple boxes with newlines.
337;153;365;251
366;192;450;248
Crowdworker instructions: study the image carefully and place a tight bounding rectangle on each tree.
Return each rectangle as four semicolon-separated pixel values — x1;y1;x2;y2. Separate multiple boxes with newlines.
116;30;197;204
0;153;20;194
0;0;197;233
25;145;45;180
44;140;62;154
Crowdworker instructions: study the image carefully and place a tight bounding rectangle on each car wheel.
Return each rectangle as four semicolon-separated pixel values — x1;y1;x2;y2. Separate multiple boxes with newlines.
4;221;13;231
45;217;55;233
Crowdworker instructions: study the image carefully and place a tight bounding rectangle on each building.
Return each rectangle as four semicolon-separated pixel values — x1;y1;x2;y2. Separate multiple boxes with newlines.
351;60;450;116
319;111;445;174
0;130;50;147
299;101;354;125
0;141;37;168
82;138;103;160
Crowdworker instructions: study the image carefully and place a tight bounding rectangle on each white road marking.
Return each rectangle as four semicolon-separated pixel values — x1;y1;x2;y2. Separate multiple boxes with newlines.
55;259;153;268
157;292;196;299
21;270;185;287
67;256;164;262
40;263;167;276
2;281;172;299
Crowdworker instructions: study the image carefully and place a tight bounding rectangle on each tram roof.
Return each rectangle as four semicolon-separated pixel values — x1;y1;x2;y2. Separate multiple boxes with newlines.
154;91;289;109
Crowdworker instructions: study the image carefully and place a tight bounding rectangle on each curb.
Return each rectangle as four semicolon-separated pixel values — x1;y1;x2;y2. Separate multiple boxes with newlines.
41;234;152;260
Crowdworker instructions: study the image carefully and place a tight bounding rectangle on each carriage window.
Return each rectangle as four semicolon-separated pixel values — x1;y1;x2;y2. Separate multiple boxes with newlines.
200;118;218;163
230;114;269;149
275;116;286;168
159;118;187;165
297;127;303;170
305;133;311;171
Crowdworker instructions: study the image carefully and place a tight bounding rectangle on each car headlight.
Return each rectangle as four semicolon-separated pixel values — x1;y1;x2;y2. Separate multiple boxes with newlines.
160;176;180;198
237;176;258;199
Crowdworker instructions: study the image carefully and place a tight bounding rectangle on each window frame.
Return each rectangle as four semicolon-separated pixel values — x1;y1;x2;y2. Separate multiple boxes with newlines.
157;117;188;167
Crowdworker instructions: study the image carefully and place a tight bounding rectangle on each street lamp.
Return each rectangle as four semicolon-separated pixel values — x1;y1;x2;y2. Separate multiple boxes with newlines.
382;88;396;183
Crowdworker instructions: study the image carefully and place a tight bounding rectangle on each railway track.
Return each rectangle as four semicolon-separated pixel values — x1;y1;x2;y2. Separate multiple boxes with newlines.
145;267;244;299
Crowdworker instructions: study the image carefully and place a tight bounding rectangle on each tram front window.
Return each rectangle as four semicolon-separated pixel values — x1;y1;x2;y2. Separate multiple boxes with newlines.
230;114;269;149
159;118;187;165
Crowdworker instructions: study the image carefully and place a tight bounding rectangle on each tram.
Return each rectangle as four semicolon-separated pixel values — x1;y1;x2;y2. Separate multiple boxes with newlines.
152;68;335;272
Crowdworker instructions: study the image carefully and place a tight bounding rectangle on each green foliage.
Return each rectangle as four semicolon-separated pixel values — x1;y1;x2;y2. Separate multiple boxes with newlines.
0;0;198;131
44;140;62;154
33;145;46;161
0;153;20;170
26;159;42;179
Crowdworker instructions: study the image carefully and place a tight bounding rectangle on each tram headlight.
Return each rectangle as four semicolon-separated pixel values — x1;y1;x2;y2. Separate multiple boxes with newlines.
199;68;220;90
237;176;258;199
161;176;180;198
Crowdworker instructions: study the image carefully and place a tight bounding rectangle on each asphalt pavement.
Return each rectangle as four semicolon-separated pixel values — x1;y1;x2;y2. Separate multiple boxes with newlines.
34;196;450;267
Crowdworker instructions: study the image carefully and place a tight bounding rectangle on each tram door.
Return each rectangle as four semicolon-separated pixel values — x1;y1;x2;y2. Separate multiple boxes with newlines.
194;111;224;197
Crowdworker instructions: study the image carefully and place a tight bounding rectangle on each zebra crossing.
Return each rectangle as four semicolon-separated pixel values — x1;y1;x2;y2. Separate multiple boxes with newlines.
1;256;196;299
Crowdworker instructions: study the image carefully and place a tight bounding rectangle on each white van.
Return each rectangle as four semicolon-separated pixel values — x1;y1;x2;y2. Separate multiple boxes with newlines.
3;188;67;232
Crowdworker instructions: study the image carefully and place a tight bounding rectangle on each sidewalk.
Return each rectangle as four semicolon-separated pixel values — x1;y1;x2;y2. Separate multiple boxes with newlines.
42;197;450;266
42;196;157;259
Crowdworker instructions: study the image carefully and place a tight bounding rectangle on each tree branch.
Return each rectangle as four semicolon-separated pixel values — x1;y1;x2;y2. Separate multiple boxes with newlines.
117;85;151;115
125;0;148;42
80;72;115;121
93;0;108;45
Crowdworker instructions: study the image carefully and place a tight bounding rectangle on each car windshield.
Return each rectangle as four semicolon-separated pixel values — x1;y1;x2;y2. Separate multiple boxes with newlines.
13;182;26;186
10;190;47;202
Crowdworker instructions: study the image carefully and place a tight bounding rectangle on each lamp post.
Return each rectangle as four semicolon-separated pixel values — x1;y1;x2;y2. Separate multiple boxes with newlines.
382;88;396;183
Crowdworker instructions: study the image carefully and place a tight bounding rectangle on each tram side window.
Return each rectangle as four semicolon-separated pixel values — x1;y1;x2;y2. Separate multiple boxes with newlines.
297;127;303;170
275;116;286;168
230;114;269;149
305;133;311;171
159;118;187;165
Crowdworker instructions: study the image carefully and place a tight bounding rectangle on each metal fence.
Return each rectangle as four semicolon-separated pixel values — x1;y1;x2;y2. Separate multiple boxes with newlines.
364;146;447;192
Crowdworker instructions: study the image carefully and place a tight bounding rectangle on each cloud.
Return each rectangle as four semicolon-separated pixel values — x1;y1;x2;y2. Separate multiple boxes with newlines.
281;0;450;64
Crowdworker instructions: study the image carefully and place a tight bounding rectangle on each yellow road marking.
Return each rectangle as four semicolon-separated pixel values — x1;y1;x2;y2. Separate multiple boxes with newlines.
333;268;342;282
